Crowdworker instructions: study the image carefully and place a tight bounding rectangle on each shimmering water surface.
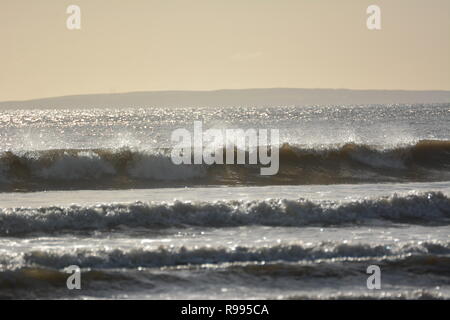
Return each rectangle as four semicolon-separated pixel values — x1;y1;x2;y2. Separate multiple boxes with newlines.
0;103;449;299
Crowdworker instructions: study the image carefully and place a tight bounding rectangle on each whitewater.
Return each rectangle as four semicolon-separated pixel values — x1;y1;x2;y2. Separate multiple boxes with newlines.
0;103;449;299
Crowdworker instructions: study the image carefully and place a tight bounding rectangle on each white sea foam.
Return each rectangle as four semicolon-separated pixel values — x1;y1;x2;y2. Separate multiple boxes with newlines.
0;192;449;235
1;240;448;270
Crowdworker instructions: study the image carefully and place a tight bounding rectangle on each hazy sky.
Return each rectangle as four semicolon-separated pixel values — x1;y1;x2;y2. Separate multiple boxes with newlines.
1;0;449;101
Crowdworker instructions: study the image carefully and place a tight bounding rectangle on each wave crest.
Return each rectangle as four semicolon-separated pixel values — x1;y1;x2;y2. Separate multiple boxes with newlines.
1;140;450;191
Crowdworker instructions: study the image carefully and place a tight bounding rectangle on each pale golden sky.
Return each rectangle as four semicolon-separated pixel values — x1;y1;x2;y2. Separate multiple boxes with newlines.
1;0;449;101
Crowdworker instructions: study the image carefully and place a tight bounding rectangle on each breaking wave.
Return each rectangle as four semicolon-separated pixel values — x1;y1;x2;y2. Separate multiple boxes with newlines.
1;241;449;299
2;240;448;270
1;140;449;191
1;192;449;236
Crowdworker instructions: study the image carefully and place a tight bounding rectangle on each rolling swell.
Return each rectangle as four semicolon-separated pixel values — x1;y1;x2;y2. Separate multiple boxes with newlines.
1;241;449;299
1;192;449;235
1;140;450;191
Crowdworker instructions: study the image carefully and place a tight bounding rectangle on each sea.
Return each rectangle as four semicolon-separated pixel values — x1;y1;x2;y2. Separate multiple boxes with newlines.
0;103;449;299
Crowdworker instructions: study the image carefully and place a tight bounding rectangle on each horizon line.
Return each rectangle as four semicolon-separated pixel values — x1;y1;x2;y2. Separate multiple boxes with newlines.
2;87;450;104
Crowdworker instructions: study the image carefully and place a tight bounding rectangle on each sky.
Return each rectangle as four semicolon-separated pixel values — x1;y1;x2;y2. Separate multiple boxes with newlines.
0;0;449;102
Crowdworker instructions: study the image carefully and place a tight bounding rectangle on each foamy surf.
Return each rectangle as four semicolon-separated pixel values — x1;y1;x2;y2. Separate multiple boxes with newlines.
1;192;449;236
1;240;448;270
1;239;449;299
1;103;449;300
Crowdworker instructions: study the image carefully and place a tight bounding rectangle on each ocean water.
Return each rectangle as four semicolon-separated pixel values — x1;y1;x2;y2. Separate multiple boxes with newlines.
0;103;449;299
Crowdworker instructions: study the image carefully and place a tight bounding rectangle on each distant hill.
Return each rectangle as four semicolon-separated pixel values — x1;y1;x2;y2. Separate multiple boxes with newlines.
1;88;449;109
